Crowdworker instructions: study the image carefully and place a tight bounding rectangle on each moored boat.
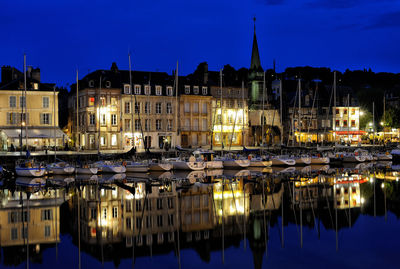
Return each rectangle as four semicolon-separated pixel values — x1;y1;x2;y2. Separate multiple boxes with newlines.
15;160;46;177
248;156;272;167
294;155;312;166
171;156;206;171
222;158;251;169
47;162;75;175
270;156;295;166
124;161;149;173
95;161;126;173
148;160;173;171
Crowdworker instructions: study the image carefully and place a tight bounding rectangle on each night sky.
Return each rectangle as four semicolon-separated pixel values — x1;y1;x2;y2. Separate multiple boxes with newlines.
1;0;399;87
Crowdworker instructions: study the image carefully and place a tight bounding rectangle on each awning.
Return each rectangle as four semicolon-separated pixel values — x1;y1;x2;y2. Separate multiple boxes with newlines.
335;130;366;135
1;128;67;139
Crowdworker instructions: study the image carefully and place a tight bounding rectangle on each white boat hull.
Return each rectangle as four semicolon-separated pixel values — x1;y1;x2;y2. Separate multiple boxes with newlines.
271;158;295;166
223;159;250;169
295;157;311;166
172;161;206;171
206;160;223;169
343;155;366;163
249;160;272;167
311;157;330;164
149;163;173;171
125;165;149;173
15;167;46;177
101;165;126;173
50;166;75;175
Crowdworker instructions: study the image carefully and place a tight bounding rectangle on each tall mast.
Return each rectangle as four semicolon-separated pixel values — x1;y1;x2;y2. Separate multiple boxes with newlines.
333;71;336;147
242;80;245;148
175;61;179;149
76;69;79;152
220;69;223;157
373;101;375;146
280;78;283;146
347;94;350;144
20;56;24;155
262;71;265;152
54;85;57;161
298;79;302;147
24;54;28;152
129;53;134;149
97;76;101;155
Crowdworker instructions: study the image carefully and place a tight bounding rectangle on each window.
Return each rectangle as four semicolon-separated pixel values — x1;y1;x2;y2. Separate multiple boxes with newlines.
22;227;28;239
167;86;173;96
135;102;140;113
100;96;106;106
228;100;234;108
102;207;107;219
144;85;151;95
111;97;117;106
20;96;26;108
111;134;117;146
135;119;141;131
146;216;152;228
157;215;163;227
125;119;131;131
156;119;162;130
352;109;356;115
89;114;95;125
166;103;172;114
156;85;162;95
193;119;199;131
202;119;207;131
126;218;132;230
156;103;162;114
343;120;348;127
125;102;131;114
344;109;348;115
185;119;190;129
217;100;221;108
124;84;131;94
193;86;199;94
126;200;132;212
145;102;151;114
157;198;163;210
167;119;173;131
89;97;95;106
40;113;51;125
351;120;356;127
9;96;16;108
237;100;243;108
111;114;117;125
90;208;97;220
45;226;51;237
217;115;222;124
105;81;111;88
136;200;142;211
134;85;141;95
185;85;190;94
336;108;339;115
335;120;340;126
193;103;199;113
184;103;190;113
112;207;118;218
145;119;151;131
89;80;94;87
41;209;53;220
11;228;18;240
101;136;106;146
202;86;207;95
202;103;207;113
101;114;106;125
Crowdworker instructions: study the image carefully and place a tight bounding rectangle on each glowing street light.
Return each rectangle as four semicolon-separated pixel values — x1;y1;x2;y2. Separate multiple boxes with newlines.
360;111;364;116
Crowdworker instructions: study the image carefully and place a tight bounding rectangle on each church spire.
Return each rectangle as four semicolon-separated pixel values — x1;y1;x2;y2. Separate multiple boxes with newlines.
250;17;262;71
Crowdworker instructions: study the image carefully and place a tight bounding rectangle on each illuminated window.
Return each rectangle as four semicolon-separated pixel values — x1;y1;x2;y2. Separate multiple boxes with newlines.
89;97;95;106
102;207;107;219
237;100;243;108
100;136;106;146
193;86;199;94
185;85;190;94
125;102;131;114
111;134;117;146
351;109;355;115
111;114;117;125
156;103;162;114
157;215;163;227
202;119;207;131
89;114;95;125
100;97;106;106
344;109;348;115
134;85;141;95
42;97;49;108
124;84;131;94
144;85;151;95
336;109;339;114
351;120;355;127
135;119;141;131
335;120;340;126
156;119;162;130
167;86;173;96
166;103;172;114
156;85;162;95
20;96;26;108
9;96;16;108
33;83;39;90
112;207;118;218
40;113;51;125
343;120;348;127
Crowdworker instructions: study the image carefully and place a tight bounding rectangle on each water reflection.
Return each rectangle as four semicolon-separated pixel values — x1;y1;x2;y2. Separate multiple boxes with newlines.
0;163;399;268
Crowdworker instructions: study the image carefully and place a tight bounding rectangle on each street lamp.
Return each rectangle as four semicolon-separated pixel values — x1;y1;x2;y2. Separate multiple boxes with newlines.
360;111;364;116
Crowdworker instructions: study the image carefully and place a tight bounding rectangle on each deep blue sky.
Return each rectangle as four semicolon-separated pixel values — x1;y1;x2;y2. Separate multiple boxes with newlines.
1;0;400;87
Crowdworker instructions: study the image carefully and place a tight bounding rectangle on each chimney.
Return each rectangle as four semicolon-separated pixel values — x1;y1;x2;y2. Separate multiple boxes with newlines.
27;66;33;78
1;66;12;84
31;68;41;82
203;62;208;84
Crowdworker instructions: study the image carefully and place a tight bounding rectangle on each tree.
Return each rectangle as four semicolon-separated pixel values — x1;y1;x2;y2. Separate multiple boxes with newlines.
359;110;373;130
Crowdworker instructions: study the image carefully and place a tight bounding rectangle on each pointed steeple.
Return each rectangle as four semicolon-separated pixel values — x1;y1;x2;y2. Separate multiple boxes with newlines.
250;17;262;71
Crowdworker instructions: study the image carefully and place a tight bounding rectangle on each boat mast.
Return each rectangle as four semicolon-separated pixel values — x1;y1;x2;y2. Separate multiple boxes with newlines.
298;79;301;147
175;61;179;149
54;85;57;161
373;101;375;145
97;76;101;156
129;53;134;149
242;80;245;148
262;71;265;153
347;94;350;144
220;69;223;157
280;78;283;147
76;69;79;152
24;54;28;153
20;56;23;155
333;71;336;148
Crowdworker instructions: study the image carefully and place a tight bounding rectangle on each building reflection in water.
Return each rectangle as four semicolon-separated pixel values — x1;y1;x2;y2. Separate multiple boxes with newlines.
0;166;399;268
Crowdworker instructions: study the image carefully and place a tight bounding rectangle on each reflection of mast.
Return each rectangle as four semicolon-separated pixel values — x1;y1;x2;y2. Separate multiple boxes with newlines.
177;189;181;269
222;182;225;264
78;188;81;269
243;179;246;250
334;174;338;251
281;182;284;248
262;177;268;258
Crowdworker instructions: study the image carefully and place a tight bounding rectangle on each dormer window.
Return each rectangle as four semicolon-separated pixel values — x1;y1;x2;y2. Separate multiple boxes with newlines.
156;85;162;96
124;84;131;94
33;83;39;90
202;86;207;95
193;86;199;94
134;85;141;95
89;80;94;87
145;85;151;95
167;86;173;96
185;85;190;94
105;81;111;88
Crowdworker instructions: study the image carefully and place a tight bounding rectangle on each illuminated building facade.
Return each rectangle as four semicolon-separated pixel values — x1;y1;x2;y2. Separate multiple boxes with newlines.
179;83;212;147
0;66;65;151
210;85;249;147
